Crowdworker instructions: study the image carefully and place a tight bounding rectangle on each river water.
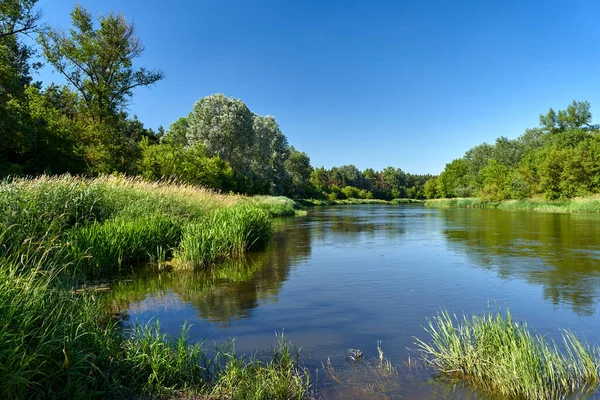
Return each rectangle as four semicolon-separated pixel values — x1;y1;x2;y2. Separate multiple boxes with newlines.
111;205;600;399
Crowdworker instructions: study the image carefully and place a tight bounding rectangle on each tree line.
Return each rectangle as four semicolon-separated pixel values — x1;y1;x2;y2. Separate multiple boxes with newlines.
425;100;600;201
1;1;430;200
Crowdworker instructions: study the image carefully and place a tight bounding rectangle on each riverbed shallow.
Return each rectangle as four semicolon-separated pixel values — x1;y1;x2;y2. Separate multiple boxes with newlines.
111;205;600;399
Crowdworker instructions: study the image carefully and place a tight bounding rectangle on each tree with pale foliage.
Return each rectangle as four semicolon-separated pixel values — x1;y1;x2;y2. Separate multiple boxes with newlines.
186;94;255;179
252;115;289;195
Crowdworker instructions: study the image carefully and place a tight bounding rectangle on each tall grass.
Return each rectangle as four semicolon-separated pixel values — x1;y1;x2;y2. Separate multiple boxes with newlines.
0;253;310;398
415;310;600;399
0;175;309;398
69;214;182;277
174;205;272;268
0;175;295;277
213;333;310;400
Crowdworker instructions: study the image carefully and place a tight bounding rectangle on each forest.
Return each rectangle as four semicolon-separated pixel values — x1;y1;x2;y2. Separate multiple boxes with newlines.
1;2;431;201
424;100;600;201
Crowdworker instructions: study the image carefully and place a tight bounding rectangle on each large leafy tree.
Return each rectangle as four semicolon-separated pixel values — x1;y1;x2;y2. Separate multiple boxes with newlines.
252;115;289;195
0;0;41;174
39;5;163;121
0;0;40;38
38;5;163;173
284;146;312;198
187;94;255;190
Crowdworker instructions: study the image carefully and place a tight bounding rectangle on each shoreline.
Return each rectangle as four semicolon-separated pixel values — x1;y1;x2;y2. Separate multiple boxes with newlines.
424;197;600;213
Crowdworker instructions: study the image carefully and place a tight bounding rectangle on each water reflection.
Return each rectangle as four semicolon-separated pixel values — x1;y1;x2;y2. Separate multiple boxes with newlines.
111;218;312;326
439;209;600;315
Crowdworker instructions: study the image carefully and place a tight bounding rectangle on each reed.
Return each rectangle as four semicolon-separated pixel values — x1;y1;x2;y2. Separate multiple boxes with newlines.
174;205;272;268
69;213;182;277
415;310;600;399
213;333;310;400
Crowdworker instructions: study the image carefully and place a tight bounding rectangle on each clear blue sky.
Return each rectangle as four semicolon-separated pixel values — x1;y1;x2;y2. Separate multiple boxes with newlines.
35;0;600;174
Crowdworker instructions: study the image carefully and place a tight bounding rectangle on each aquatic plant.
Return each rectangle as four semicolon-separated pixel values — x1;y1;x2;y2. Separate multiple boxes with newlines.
415;310;600;399
174;205;272;268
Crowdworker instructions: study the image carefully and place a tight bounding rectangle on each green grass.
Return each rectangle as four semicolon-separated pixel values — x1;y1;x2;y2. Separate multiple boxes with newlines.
0;175;296;277
174;205;272;269
212;333;310;400
424;195;600;213
69;213;182;278
0;252;310;398
0;175;309;398
415;310;600;399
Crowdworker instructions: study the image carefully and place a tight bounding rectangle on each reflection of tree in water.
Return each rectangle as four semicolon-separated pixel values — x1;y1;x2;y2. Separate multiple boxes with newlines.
110;221;312;325
310;208;408;243
439;209;600;315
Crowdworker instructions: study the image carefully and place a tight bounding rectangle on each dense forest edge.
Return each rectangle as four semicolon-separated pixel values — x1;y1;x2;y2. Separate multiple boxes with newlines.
423;100;600;211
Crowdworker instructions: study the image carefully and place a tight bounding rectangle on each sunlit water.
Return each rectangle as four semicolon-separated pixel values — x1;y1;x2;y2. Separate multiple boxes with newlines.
111;205;600;399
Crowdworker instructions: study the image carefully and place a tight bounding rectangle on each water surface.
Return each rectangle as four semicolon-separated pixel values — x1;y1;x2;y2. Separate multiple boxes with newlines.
112;205;600;399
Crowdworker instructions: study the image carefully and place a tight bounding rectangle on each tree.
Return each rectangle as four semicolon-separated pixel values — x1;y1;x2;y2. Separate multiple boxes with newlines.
162;117;189;147
0;0;40;38
138;139;234;190
38;5;163;173
424;178;439;199
251;115;289;195
0;0;42;173
284;147;313;198
539;101;592;133
187;94;255;186
39;5;163;121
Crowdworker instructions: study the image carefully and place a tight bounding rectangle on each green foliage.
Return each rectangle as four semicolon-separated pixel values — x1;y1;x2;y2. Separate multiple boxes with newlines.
38;5;163;174
174;205;272;269
434;100;600;202
416;310;600;399
69;214;182;277
138;138;234;191
284;146;313;198
187;94;255;184
424;178;439;199
213;334;309;400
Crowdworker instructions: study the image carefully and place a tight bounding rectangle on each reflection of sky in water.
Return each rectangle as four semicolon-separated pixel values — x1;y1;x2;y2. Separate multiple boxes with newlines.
112;205;600;399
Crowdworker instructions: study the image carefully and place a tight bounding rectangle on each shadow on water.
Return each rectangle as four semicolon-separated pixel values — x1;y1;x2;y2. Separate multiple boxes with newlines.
438;208;600;315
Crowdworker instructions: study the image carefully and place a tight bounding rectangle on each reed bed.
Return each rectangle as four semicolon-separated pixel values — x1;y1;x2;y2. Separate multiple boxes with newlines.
174;205;272;269
0;175;295;277
415;310;600;399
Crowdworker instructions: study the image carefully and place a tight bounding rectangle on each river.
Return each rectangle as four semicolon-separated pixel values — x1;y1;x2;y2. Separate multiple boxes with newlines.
111;205;600;399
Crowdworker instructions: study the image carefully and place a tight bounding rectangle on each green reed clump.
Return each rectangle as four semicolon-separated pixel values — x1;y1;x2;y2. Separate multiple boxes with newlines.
122;321;215;396
415;310;600;399
213;333;310;400
175;205;272;268
243;196;299;217
0;257;125;398
69;213;182;278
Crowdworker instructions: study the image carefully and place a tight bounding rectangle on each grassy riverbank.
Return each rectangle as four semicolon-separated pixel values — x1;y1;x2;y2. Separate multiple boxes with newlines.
0;175;309;399
416;310;600;399
424;196;600;213
296;197;423;207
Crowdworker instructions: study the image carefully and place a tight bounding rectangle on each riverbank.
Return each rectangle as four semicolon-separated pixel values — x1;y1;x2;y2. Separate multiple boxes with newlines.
0;175;310;399
424;196;600;213
296;197;423;207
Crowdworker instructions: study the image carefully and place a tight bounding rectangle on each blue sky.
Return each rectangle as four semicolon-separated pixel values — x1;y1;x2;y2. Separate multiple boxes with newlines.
35;0;600;174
